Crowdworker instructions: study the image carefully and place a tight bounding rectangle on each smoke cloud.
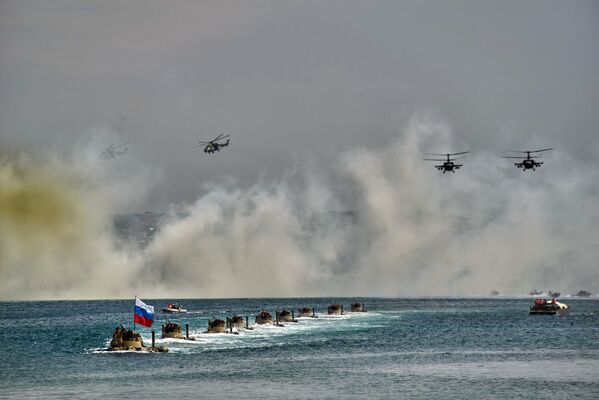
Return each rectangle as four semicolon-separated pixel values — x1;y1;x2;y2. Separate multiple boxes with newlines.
1;116;597;300
0;128;155;300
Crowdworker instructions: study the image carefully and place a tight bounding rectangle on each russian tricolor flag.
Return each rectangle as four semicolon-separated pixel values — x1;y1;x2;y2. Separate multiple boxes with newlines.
134;298;154;327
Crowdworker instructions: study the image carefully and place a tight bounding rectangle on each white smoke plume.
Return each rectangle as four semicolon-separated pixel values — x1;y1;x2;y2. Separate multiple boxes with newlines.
141;114;598;298
1;116;597;300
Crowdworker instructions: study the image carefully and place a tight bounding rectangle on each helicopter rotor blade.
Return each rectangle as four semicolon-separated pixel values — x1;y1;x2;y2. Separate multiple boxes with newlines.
422;158;446;161
424;151;469;156
114;142;129;148
500;156;526;159
506;148;554;153
213;135;230;142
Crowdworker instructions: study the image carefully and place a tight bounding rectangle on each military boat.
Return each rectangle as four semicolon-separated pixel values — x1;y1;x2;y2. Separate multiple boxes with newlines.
297;307;315;317
108;325;167;352
230;315;246;329
529;298;569;315
327;304;343;315
350;302;366;312
255;310;273;324
278;309;297;322
162;303;187;313
161;322;183;339
548;290;560;298
206;318;226;333
576;290;591;297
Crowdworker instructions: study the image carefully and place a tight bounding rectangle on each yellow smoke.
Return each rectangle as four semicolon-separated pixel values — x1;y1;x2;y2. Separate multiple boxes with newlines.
0;155;140;300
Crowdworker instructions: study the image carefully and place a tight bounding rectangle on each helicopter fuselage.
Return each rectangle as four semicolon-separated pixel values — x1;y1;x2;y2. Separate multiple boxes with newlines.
517;158;542;170
204;143;216;153
436;161;462;173
203;139;230;154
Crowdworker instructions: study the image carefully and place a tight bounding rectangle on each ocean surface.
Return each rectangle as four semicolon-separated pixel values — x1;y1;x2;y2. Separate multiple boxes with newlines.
1;297;598;399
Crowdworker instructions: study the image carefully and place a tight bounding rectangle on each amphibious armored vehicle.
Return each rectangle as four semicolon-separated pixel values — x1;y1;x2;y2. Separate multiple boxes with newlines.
255;310;273;325
327;304;343;315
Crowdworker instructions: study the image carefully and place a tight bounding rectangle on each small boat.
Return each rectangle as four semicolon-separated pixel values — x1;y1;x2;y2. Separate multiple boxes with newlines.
548;290;560;298
162;303;187;313
489;290;499;296
351;302;366;312
576;290;591;297
255;310;273;325
529;298;569;315
529;289;543;296
327;304;343;315
206;318;226;333
161;322;183;339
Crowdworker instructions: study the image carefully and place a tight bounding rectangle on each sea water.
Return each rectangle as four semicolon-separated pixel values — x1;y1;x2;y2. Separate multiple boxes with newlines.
1;298;598;399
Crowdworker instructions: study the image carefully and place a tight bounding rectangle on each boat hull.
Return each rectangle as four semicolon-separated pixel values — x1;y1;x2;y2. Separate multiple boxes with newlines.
529;309;569;315
529;301;569;315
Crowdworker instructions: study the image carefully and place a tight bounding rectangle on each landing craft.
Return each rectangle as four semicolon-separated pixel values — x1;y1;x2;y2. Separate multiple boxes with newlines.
195;134;231;154
501;148;553;171
423;151;470;173
100;142;129;159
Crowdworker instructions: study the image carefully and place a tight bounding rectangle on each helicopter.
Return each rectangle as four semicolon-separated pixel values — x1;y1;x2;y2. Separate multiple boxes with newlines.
100;142;129;159
500;148;553;171
195;134;230;154
423;151;470;173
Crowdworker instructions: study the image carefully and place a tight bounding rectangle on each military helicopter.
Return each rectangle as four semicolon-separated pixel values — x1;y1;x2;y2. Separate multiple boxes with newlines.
100;142;129;159
195;134;230;154
423;151;470;173
500;148;553;171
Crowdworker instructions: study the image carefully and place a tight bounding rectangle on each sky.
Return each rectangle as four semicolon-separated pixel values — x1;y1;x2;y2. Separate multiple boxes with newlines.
1;1;598;299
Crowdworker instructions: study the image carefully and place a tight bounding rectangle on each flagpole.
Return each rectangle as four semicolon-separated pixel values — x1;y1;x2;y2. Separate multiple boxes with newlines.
133;295;137;333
